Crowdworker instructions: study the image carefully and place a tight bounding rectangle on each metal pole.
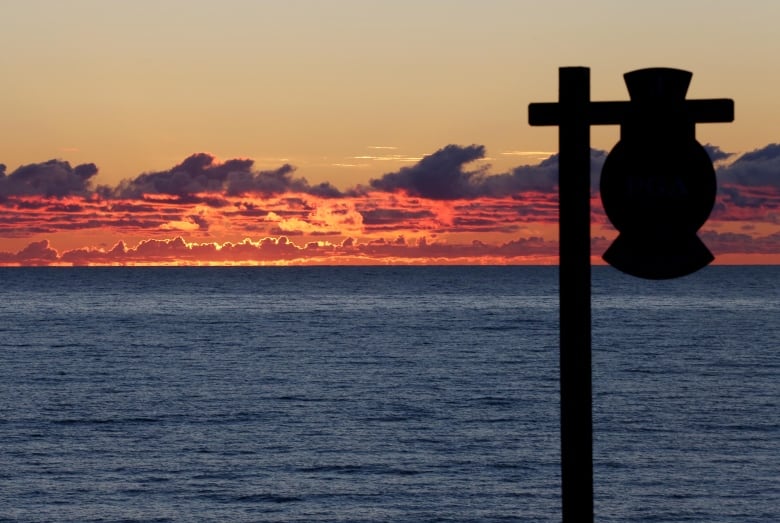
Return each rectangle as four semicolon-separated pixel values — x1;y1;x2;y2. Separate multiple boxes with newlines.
558;67;594;522
530;66;731;522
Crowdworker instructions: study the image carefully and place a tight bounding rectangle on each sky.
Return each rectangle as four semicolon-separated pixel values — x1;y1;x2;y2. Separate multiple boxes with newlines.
1;0;778;266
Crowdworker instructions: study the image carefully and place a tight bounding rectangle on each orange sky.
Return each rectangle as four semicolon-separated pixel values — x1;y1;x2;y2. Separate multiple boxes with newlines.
1;1;779;266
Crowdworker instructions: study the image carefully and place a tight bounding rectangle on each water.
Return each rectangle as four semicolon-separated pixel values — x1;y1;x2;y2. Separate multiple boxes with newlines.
0;266;777;522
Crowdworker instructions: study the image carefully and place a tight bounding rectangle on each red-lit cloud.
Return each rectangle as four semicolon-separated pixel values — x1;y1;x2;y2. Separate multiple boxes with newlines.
0;235;561;266
1;143;778;265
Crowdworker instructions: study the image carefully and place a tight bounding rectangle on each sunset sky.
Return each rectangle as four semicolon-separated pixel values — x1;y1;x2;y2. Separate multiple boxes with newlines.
1;0;778;265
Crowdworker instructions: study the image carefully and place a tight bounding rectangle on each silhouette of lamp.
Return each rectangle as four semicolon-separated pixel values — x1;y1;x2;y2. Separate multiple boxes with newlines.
600;68;718;279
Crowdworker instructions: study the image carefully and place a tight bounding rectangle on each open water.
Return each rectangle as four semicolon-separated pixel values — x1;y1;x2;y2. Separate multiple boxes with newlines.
0;266;777;522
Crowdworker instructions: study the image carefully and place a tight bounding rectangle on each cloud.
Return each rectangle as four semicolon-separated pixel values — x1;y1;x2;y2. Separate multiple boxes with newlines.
710;144;780;222
369;145;607;199
0;159;98;198
107;153;343;199
0;144;769;207
0;233;565;266
369;144;489;199
717;143;780;188
225;164;342;198
703;143;735;163
700;229;780;255
0;239;60;265
361;208;436;226
489;150;607;194
1;144;778;263
3;228;775;266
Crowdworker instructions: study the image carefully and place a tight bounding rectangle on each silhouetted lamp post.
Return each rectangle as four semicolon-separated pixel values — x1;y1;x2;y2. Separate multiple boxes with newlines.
528;67;733;521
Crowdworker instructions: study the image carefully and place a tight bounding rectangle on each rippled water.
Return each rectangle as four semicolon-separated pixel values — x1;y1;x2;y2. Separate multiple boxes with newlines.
0;266;777;521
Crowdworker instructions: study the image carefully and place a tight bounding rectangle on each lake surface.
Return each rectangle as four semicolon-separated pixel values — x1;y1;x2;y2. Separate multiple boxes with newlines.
0;266;777;522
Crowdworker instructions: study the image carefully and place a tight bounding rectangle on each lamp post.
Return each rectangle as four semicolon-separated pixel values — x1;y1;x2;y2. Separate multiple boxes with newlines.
528;67;733;522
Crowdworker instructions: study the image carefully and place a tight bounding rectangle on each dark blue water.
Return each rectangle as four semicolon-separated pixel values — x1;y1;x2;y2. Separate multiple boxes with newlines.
0;266;777;522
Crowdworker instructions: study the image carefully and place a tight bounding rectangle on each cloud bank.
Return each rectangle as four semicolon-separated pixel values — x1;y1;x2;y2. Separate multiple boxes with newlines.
0;235;562;266
0;142;778;265
3;143;774;204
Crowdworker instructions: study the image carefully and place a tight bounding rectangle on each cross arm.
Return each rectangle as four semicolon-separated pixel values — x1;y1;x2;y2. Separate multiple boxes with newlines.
528;98;734;127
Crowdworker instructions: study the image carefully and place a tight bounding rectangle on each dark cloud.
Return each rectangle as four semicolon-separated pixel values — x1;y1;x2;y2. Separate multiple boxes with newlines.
369;145;607;199
700;229;780;254
46;203;85;213
495;149;606;194
717;185;773;209
485;155;559;194
108;153;252;197
732;143;780;164
361;208;436;226
703;143;734;163
223;164;292;196
0;154;322;202
107;153;342;199
452;217;521;233
711;144;780;219
188;214;210;230
369;144;489;199
225;164;342;198
717;143;780;188
0;159;98;198
142;194;231;207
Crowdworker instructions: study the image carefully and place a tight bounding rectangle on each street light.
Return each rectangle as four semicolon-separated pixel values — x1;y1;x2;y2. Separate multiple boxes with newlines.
528;67;733;522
